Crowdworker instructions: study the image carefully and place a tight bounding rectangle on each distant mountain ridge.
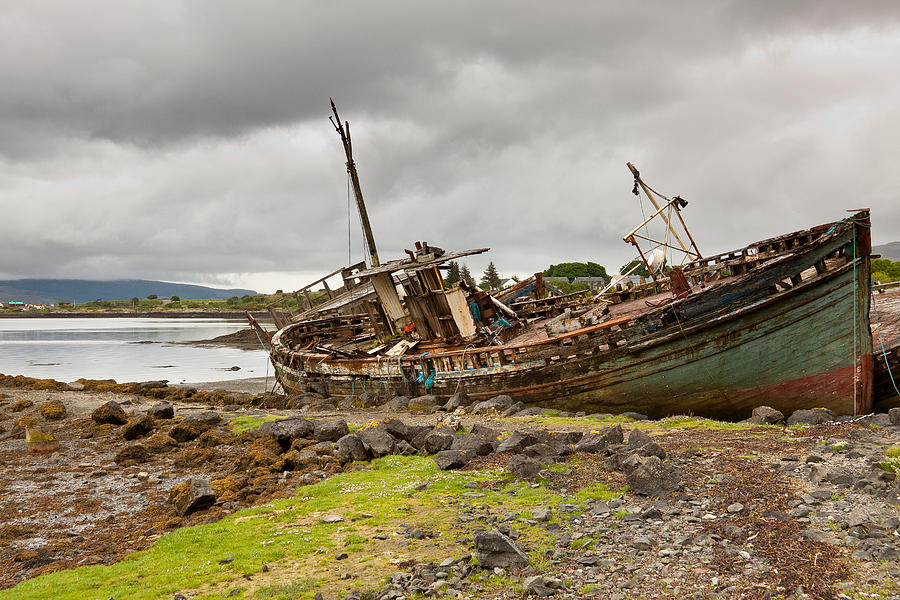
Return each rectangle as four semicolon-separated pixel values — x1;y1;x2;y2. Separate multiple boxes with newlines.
874;242;900;261
0;279;257;304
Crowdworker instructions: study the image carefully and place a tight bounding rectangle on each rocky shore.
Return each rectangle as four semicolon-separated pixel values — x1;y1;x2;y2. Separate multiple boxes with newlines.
0;376;898;599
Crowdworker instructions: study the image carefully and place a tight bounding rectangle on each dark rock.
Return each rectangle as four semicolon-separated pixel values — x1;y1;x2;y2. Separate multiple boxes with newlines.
169;478;216;516
433;449;473;470
787;408;834;426
826;469;856;487
377;417;414;442
636;441;666;460
423;428;456;454
514;407;548;416
501;401;525;417
354;391;377;407
444;391;471;410
470;395;515;414
474;530;529;568
169;418;212;443
889;407;900;426
497;431;538;454
258;417;315;447
355;426;397;457
523;443;558;460
625;428;652;448
523;575;555;597
335;434;368;462
313;419;349;442
574;424;623;453
123;414;155;440
91;401;128;425
507;455;541;480
620;412;648;421
451;433;495;456
385;396;410;411
408;395;441;414
625;455;683;497
114;444;149;466
148;403;175;419
751;405;785;425
194;411;222;426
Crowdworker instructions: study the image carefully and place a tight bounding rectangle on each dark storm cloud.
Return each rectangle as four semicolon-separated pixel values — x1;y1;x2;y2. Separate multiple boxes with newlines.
1;1;899;290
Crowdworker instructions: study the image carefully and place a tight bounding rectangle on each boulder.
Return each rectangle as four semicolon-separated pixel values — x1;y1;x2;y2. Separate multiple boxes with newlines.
408;395;440;414
469;395;515;415
283;448;319;471
444;391;472;411
66;381;85;391
374;417;415;443
625;455;683;497
523;575;555;597
501;401;526;417
433;449;473;470
91;401;128;425
474;530;530;569
507;455;541;480
385;396;410;411
574;424;624;453
355;391;378;408
751;406;785;425
620;412;649;421
258;417;315;447
148;403;175;419
355;426;397;457
10;399;34;412
114;444;149;466
146;432;178;453
889;407;900;426
194;411;223;426
423;428;456;454
335;434;368;463
497;431;539;454
625;428;652;448
523;443;558;460
169;418;211;443
313;419;349;442
169;478;216;516
451;432;495;456
40;400;67;421
787;408;834;426
123;414;155;440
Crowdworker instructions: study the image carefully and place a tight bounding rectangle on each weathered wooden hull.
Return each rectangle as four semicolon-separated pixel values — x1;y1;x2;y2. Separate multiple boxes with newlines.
269;217;874;420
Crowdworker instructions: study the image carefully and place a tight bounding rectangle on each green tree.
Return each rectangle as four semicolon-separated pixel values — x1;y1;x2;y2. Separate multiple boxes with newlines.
445;260;461;286
170;295;180;302
619;260;650;278
543;261;608;282
460;264;476;287
131;297;139;309
147;294;158;300
872;259;900;283
480;262;502;290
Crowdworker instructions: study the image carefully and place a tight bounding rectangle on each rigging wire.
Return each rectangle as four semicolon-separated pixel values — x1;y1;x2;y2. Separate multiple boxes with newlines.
347;172;352;265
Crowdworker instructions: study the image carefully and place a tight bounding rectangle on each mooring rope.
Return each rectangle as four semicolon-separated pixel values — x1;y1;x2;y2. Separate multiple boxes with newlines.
871;290;900;397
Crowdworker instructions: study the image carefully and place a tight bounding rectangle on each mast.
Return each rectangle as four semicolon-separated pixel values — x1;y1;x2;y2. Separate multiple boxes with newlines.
330;99;380;267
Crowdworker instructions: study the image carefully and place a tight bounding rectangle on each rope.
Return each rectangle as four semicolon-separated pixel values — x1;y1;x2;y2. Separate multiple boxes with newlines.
347;173;352;265
871;290;900;397
248;324;271;394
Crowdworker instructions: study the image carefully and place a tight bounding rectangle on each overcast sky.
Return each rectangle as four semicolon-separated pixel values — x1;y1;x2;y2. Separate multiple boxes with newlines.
2;1;899;293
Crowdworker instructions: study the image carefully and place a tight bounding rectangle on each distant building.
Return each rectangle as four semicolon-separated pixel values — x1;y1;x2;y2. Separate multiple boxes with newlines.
7;300;24;307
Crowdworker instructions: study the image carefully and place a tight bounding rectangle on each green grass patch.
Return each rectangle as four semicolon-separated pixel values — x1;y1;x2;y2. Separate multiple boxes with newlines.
879;445;900;473
229;414;280;434
575;483;622;503
253;578;318;599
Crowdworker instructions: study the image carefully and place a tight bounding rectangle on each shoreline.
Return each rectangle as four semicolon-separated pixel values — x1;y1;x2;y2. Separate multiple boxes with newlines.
0;311;271;319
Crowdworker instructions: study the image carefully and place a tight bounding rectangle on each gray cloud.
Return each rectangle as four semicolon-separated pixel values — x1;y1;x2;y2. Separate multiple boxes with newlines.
1;1;899;290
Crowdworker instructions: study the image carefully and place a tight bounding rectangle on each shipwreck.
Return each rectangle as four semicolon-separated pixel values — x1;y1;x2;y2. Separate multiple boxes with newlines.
249;102;877;420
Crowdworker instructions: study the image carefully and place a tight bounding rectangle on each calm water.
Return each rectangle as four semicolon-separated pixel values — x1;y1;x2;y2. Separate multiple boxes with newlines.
0;318;270;384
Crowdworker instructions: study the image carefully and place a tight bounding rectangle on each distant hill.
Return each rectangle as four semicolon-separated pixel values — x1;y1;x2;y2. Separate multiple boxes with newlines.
874;242;900;261
0;279;257;304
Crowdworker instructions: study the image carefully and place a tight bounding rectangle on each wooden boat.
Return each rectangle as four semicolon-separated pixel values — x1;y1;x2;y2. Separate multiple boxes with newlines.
253;104;875;420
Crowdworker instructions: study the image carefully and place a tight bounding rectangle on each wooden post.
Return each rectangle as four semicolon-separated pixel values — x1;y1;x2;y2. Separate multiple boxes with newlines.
331;99;380;267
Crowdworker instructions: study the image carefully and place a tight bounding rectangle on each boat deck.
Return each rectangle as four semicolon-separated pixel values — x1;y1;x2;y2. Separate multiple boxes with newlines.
873;289;900;350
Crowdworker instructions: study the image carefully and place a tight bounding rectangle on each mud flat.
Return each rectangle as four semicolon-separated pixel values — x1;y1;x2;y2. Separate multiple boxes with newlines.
0;375;899;599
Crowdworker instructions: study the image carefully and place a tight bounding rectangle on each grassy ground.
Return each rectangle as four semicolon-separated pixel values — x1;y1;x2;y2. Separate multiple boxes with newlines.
1;454;620;600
